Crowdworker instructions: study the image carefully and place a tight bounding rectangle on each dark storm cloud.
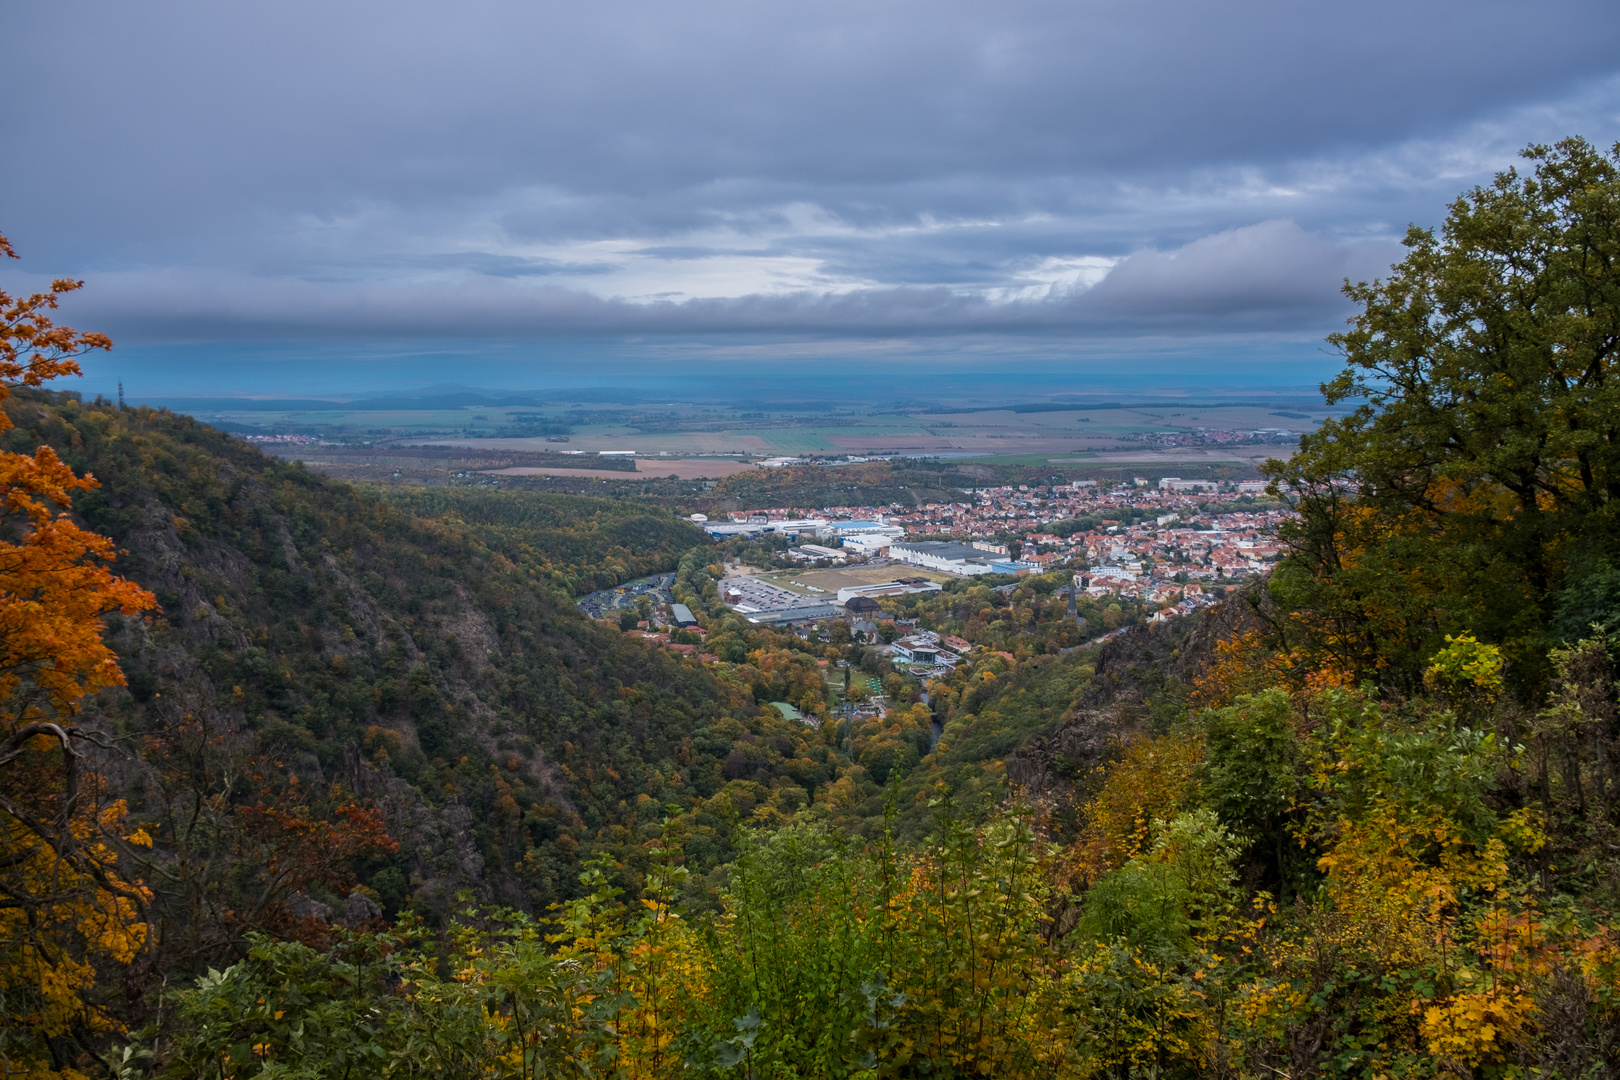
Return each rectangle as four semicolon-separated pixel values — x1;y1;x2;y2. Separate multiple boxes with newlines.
2;0;1617;345
61;222;1400;337
1078;222;1398;319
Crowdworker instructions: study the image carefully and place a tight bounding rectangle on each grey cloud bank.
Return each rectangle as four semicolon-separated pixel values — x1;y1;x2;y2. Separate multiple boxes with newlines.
4;0;1619;365
58;222;1399;339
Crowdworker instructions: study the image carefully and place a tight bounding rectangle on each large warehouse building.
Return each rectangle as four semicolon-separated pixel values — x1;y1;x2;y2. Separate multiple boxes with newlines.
889;541;1006;576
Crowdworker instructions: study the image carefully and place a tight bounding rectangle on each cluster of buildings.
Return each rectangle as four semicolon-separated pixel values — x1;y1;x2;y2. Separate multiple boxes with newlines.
888;629;963;677
711;480;1292;624
241;433;325;445
575;573;676;621
695;515;907;552
589;481;1289;647
1072;514;1286;589
710;479;1276;555
887;540;1040;577
1059;511;1286;623
1118;428;1302;447
719;574;945;627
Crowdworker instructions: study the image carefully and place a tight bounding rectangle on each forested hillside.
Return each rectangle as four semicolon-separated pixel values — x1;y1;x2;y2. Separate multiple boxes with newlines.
376;486;706;595
1;391;836;981
3;387;1115;1073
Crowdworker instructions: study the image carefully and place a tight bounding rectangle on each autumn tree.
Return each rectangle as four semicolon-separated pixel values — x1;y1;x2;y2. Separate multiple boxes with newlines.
0;233;158;1077
1267;138;1620;685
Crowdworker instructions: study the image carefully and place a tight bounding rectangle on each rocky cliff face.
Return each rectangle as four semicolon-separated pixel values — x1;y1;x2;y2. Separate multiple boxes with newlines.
1005;588;1265;804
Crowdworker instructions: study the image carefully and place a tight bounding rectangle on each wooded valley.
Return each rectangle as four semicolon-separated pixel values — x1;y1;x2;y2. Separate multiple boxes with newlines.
7;139;1620;1078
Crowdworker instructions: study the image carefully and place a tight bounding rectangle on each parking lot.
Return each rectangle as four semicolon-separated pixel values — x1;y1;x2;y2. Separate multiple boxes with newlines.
722;575;829;612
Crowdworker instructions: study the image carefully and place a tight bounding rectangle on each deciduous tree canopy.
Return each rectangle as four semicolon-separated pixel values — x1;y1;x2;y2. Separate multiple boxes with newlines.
1268;137;1620;685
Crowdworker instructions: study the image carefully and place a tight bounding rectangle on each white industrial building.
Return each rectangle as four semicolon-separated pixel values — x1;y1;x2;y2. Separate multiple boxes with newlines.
704;522;768;538
820;520;904;557
830;520;903;537
702;518;831;539
839;534;899;556
790;544;847;563
889;541;1007;576
835;579;943;604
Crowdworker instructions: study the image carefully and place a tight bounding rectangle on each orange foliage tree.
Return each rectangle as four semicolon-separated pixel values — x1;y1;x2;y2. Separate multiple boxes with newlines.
0;233;158;1077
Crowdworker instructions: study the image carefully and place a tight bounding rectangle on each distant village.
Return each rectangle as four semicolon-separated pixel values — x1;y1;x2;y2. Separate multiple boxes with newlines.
699;476;1286;600
560;478;1297;733
581;478;1292;675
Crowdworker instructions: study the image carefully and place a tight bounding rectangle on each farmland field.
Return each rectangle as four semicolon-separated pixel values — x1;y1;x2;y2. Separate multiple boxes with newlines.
175;395;1338;478
486;459;760;480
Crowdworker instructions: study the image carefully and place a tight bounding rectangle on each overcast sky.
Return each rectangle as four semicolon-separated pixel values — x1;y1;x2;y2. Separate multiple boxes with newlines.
5;0;1620;386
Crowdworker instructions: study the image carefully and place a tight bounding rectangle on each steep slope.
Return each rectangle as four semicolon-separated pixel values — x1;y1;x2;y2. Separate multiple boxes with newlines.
12;391;827;965
1004;590;1263;805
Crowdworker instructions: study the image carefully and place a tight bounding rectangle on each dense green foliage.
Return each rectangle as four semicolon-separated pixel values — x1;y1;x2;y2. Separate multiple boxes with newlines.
136;642;1620;1078
669;549;1118;839
1267;137;1620;689
377;486;707;595
137;810;1069;1080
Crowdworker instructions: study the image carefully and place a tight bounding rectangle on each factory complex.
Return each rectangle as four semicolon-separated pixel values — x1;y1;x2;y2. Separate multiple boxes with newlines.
584;479;1290;665
707;478;1290;626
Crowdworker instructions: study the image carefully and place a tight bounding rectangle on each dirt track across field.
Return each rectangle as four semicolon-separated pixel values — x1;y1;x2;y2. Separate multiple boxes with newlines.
483;459;759;480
